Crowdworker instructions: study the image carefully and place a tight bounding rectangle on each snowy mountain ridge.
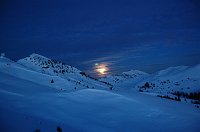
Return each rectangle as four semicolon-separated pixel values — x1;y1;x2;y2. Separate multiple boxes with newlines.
136;64;200;93
99;63;200;105
17;53;81;75
1;54;199;96
155;65;189;77
100;69;149;85
0;54;200;132
0;54;111;92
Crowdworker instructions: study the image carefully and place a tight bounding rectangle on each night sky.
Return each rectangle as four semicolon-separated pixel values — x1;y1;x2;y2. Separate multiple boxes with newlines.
1;0;200;76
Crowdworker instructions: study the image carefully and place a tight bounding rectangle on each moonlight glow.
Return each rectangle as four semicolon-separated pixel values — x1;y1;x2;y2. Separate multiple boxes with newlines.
95;63;109;76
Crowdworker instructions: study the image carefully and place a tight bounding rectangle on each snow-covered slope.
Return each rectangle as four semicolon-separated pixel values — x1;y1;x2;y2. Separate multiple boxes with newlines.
100;70;149;90
0;54;111;92
100;64;200;105
17;53;81;75
0;54;200;132
136;65;200;93
134;65;200;105
101;70;149;84
155;66;189;77
0;71;200;132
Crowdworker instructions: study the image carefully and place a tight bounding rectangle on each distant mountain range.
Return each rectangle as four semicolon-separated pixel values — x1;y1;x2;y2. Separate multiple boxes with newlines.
1;53;199;102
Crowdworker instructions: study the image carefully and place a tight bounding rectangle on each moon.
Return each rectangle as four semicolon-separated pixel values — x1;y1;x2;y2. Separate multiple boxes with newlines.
94;63;109;76
97;67;107;75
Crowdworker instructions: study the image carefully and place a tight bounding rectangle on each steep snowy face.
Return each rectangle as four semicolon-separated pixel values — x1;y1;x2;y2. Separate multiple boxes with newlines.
17;53;81;76
100;70;149;85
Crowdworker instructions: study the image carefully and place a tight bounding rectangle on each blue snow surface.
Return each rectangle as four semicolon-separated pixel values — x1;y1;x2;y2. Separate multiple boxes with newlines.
0;55;200;132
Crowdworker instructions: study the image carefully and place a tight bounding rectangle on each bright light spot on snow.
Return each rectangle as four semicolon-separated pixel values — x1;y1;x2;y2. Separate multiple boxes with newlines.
94;63;109;76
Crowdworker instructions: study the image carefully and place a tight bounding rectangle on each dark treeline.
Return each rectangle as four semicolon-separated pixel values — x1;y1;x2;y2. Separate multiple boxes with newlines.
173;91;200;100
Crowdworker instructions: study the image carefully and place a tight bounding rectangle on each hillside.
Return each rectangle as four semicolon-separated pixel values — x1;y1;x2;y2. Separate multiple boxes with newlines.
0;54;200;132
0;54;111;92
17;53;81;75
100;70;149;90
1;70;200;132
102;64;200;106
134;65;200;106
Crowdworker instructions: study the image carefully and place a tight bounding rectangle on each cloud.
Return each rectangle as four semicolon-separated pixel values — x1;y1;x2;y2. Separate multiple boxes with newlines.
81;44;158;76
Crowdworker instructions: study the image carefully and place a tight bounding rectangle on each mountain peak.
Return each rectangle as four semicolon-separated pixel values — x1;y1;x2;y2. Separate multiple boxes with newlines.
17;53;80;75
29;53;49;60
